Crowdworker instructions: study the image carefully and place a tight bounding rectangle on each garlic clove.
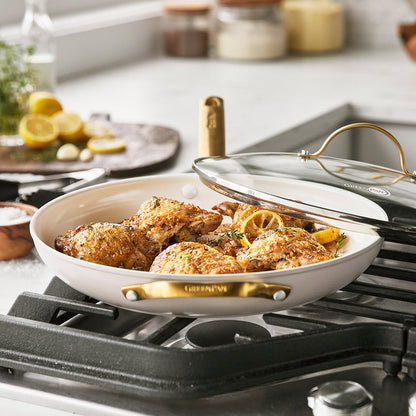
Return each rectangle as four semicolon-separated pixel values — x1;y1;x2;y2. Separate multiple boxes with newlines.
79;148;93;162
56;143;80;161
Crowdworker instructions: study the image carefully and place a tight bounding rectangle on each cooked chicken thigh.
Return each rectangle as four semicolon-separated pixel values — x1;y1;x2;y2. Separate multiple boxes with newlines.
125;197;223;245
150;242;244;274
213;202;316;232
236;228;334;272
196;224;244;257
55;222;161;270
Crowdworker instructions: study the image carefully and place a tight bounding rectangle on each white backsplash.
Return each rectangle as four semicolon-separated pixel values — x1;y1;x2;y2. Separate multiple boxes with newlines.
339;0;415;48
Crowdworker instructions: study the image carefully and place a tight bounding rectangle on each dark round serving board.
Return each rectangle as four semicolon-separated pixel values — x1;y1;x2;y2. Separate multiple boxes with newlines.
0;119;180;178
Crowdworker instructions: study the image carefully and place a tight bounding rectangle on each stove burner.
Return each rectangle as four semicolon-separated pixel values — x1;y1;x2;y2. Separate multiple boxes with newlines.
185;320;271;348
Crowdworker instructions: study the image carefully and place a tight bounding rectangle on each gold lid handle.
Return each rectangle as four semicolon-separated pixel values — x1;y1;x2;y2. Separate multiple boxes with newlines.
122;281;291;302
198;96;226;157
298;122;416;179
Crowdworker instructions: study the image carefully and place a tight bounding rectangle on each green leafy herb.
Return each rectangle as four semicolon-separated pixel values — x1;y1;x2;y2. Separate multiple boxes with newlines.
86;223;93;229
217;230;245;243
334;233;347;257
0;40;36;134
153;198;160;208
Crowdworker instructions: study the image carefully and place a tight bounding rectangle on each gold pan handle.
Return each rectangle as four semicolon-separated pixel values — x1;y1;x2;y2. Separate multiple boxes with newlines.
121;281;291;302
298;122;416;179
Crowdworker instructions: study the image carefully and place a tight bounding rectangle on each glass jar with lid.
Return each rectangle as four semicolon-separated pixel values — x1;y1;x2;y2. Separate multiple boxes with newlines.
163;2;211;57
283;0;345;53
214;0;286;61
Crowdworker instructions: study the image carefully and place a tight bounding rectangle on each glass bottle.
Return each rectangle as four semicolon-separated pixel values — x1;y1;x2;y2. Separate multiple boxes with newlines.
21;0;56;92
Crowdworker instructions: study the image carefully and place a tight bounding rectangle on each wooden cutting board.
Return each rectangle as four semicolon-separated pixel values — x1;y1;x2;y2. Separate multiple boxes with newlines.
0;118;180;178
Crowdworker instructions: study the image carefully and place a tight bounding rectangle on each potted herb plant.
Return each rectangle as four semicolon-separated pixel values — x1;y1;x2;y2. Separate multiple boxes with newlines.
0;40;36;142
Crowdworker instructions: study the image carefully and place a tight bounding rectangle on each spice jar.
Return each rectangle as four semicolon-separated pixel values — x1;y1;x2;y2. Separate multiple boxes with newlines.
283;0;344;53
163;2;211;57
214;0;286;61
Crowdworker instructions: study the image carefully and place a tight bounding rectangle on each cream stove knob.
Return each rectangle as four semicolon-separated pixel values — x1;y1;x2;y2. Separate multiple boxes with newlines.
308;380;373;416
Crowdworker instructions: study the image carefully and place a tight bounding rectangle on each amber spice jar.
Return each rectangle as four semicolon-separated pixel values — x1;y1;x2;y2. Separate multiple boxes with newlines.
163;2;211;57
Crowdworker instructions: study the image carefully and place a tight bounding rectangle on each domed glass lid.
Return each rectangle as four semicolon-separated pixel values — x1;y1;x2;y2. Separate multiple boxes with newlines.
193;151;416;244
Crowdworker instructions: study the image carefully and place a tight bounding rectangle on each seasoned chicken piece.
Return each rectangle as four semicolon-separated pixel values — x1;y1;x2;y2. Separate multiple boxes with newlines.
125;197;223;245
55;222;162;270
236;228;334;272
213;202;315;232
150;242;244;275
197;224;244;257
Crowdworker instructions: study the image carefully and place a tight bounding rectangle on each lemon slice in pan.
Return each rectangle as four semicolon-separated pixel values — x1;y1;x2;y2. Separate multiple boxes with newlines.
239;210;285;247
312;227;340;245
87;136;126;153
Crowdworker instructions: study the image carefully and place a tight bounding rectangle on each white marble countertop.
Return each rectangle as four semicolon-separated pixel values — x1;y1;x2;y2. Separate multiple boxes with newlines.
1;46;416;315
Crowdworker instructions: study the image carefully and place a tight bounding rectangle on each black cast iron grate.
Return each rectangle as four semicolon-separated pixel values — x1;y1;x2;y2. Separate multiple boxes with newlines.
0;242;414;398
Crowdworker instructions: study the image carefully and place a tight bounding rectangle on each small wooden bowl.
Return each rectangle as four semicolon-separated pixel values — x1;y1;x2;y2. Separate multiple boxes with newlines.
0;202;38;261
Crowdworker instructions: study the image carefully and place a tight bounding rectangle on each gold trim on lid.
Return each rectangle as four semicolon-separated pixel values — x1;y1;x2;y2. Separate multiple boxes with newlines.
298;122;416;179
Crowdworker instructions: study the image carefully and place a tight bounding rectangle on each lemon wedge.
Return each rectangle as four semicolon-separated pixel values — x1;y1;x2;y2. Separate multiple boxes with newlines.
19;114;59;149
87;137;126;153
29;92;63;116
51;111;87;142
239;210;285;247
312;227;340;245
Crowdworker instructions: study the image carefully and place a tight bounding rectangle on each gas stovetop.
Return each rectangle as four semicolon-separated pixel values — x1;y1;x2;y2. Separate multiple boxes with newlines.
0;240;415;415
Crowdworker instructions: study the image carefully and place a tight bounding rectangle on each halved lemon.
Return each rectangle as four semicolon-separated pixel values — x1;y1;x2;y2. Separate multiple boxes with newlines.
19;114;59;149
29;92;63;116
87;137;126;153
51;111;87;142
239;210;285;247
312;227;340;245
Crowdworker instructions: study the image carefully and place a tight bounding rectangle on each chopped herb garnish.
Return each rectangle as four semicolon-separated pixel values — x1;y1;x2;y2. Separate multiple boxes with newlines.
180;201;184;205
153;198;160;208
86;223;93;229
119;261;125;268
334;233;347;257
217;230;245;243
111;235;116;239
186;255;191;259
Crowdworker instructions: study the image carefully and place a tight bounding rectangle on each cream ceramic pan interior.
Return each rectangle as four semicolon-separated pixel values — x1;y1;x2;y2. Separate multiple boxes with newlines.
31;173;387;317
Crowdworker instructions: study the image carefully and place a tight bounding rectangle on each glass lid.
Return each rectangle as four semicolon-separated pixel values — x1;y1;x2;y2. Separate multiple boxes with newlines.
193;145;416;245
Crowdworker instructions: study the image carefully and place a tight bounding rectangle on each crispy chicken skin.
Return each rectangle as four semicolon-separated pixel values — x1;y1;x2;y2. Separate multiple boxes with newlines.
55;222;162;270
150;242;244;275
212;202;316;232
124;197;223;244
237;228;334;272
196;224;243;257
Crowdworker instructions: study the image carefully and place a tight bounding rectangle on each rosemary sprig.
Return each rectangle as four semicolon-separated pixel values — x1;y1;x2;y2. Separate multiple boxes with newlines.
217;230;245;243
334;233;347;257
